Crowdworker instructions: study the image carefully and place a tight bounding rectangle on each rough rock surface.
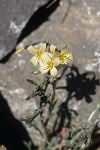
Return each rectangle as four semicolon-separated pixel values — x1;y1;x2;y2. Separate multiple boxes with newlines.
0;0;100;148
0;0;47;60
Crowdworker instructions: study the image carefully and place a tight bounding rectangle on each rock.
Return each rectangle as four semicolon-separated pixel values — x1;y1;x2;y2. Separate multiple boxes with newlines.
0;0;47;61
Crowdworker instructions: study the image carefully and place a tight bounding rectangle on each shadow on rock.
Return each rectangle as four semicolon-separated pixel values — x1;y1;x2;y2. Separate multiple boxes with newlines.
51;65;100;138
60;65;99;103
1;0;61;63
0;92;36;150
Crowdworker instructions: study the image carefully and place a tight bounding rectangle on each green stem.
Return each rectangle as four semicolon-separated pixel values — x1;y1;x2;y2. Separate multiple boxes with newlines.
88;103;100;122
51;78;57;102
40;112;49;144
88;109;97;122
44;78;57;129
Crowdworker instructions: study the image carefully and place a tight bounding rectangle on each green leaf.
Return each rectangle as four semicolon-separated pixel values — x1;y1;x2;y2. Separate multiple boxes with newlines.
32;70;41;75
26;79;37;86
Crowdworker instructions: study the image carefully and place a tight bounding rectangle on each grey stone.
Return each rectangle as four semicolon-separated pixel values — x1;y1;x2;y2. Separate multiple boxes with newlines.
0;0;47;61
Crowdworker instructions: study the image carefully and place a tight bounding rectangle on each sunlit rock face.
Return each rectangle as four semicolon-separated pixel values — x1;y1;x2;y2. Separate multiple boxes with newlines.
0;0;46;61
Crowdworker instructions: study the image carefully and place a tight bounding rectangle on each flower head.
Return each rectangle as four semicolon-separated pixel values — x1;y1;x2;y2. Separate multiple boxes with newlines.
59;46;73;64
28;42;46;66
40;53;60;77
15;42;73;77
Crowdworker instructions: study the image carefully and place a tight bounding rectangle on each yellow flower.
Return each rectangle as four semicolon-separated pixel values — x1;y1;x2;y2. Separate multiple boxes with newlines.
28;42;46;66
15;42;73;77
49;44;56;54
59;46;73;64
39;53;60;77
49;44;60;56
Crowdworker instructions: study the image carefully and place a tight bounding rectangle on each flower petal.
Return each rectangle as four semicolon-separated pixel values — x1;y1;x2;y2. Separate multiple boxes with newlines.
61;46;68;54
66;53;73;60
53;57;60;66
39;42;46;52
41;52;51;63
50;44;56;53
64;53;73;64
40;64;49;74
50;67;58;77
30;56;38;66
28;45;37;55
